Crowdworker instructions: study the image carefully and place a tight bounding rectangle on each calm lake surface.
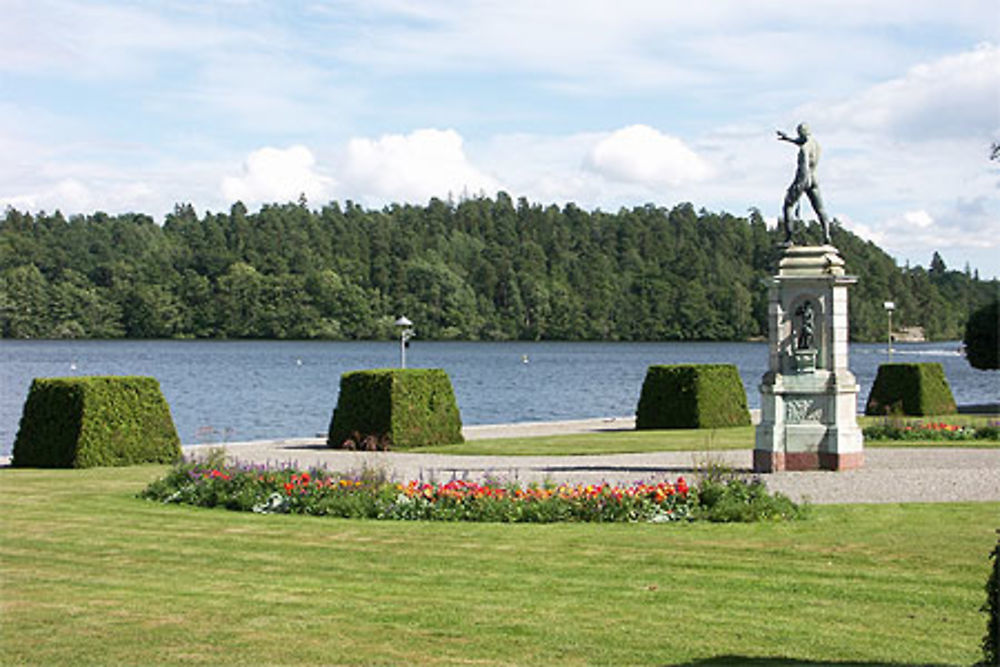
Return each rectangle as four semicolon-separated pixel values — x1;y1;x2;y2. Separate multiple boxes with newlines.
1;339;996;453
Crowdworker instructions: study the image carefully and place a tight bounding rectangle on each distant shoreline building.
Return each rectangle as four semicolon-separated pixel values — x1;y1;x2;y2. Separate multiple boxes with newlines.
893;326;926;343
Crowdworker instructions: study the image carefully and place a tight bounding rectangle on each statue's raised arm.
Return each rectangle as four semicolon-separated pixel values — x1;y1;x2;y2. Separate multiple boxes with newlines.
776;129;802;145
778;123;831;246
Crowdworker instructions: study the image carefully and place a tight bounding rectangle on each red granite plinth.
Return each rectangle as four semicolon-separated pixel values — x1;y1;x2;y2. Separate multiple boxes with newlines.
754;450;864;472
819;451;864;471
753;450;784;473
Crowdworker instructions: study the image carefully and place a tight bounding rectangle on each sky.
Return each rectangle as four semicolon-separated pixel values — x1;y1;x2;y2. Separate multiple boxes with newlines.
2;0;999;277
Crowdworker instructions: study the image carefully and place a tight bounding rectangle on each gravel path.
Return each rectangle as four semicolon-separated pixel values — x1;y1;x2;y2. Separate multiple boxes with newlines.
184;417;1000;505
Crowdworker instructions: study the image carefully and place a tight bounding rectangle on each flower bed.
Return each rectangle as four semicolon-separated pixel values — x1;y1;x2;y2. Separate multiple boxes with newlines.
140;455;805;524
863;420;1000;442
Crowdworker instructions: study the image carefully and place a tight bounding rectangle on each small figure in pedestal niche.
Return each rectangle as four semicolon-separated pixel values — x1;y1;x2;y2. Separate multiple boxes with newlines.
795;300;815;351
777;123;832;246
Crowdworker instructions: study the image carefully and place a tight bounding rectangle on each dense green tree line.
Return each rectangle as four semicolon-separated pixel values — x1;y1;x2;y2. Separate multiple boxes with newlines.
1;194;995;342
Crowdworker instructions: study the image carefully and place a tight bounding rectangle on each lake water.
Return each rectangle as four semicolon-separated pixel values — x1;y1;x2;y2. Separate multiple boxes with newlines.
1;339;996;453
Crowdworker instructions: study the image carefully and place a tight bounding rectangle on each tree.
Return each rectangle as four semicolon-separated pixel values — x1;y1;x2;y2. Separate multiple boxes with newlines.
0;264;51;337
50;270;123;338
0;198;996;343
120;284;182;338
963;298;999;370
216;262;264;337
929;251;947;276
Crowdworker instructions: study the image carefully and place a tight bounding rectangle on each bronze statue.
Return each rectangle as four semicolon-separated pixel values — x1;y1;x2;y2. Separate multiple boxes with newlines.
795;300;815;351
778;123;831;245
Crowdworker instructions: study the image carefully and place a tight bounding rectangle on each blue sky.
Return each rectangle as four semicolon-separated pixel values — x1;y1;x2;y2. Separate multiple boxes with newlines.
3;0;999;277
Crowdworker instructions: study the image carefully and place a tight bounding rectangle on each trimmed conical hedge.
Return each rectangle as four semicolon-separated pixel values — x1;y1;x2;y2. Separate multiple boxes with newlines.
327;369;463;449
864;363;957;416
12;376;181;468
636;364;751;430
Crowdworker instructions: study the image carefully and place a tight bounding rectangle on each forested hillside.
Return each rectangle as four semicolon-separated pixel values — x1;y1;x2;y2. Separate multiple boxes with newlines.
1;194;994;342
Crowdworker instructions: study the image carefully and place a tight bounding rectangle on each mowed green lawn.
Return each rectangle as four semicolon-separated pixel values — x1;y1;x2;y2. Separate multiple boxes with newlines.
423;425;757;455
1;466;995;665
417;415;1000;456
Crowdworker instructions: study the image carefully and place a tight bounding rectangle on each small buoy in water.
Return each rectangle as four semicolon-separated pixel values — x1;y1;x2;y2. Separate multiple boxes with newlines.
521;355;529;364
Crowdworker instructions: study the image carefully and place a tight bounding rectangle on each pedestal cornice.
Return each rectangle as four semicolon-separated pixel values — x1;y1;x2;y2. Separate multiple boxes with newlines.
777;245;847;277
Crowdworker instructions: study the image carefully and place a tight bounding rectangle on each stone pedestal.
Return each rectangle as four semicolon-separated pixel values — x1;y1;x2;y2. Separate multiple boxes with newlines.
754;245;864;472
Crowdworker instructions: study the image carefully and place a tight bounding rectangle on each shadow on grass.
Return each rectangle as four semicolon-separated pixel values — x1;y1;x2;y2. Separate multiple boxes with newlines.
668;657;946;667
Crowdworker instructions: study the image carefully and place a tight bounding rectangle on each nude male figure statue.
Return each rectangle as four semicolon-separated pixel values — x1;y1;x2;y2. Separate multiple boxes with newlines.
777;123;831;245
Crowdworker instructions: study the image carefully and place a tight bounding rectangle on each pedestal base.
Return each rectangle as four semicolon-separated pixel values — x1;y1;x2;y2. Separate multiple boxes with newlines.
753;449;864;472
755;374;864;474
755;244;864;474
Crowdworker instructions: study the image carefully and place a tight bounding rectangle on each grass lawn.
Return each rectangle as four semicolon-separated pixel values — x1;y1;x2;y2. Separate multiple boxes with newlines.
422;425;757;455
415;414;1000;456
1;466;995;665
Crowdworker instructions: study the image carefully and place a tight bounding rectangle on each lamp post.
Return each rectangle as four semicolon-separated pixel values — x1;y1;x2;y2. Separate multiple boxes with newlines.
394;316;414;369
883;301;895;362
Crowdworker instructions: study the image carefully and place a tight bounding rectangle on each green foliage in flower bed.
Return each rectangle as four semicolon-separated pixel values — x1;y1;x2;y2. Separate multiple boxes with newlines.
636;364;751;430
865;362;957;416
327;368;463;450
140;454;805;524
12;376;181;468
863;420;1000;442
695;475;806;522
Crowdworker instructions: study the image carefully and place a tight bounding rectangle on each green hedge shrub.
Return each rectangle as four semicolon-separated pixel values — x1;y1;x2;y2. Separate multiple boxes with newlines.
12;376;181;468
864;363;957;416
964;298;998;370
982;534;999;666
327;369;463;449
636;364;751;430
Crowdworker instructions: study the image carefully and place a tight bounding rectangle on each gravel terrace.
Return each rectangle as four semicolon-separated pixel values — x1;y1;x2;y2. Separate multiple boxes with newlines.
183;417;1000;505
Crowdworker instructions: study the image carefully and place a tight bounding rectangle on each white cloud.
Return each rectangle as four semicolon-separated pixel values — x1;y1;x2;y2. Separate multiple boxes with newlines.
51;179;94;210
475;128;715;209
839;198;1000;273
340;129;501;204
221;145;335;206
584;125;712;187
0;177;158;215
478;131;604;204
840;209;936;248
900;210;934;230
808;44;1000;140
